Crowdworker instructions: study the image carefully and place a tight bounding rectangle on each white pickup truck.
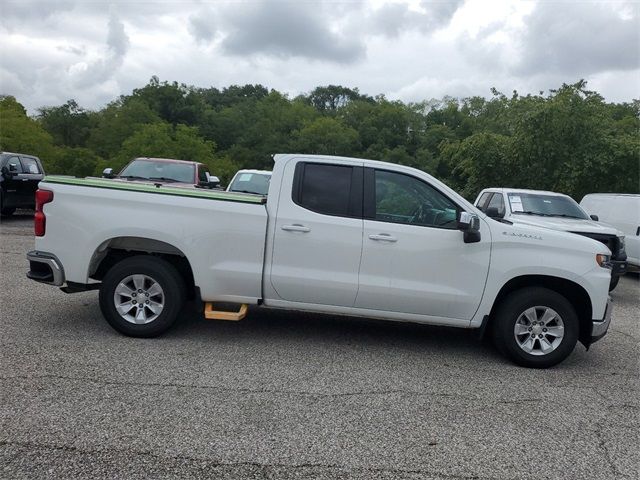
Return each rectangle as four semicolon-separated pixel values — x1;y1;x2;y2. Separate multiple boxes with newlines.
27;154;613;368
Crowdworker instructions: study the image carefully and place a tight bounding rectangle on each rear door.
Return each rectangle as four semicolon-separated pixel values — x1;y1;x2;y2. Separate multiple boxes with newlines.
269;160;364;307
18;156;44;206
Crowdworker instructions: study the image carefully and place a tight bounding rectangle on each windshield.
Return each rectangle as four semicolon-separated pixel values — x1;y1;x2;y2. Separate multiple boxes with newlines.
508;193;589;219
228;172;271;195
119;159;195;183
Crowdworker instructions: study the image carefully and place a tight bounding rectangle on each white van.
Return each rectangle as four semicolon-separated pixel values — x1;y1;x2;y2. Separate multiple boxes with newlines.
580;194;640;271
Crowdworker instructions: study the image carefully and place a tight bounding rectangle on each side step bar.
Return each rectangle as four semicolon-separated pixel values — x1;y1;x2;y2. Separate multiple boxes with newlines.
204;303;248;321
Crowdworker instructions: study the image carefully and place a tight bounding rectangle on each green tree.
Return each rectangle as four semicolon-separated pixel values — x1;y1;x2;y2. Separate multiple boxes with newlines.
55;147;102;177
293;117;360;156
131;76;206;125
37;99;94;148
0;96;59;171
114;123;216;171
87;98;161;158
305;85;372;113
440;132;513;199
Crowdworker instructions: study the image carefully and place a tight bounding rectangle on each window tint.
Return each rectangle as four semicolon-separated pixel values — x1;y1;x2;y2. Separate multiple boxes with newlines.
373;170;458;228
476;192;492;211
6;156;23;173
297;163;353;216
20;157;41;174
487;193;505;216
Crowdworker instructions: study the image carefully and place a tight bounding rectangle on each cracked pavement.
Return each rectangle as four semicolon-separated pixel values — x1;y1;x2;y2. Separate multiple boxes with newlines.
1;212;639;479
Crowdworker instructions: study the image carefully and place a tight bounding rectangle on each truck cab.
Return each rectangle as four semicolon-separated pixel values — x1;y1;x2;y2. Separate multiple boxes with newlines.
0;152;45;216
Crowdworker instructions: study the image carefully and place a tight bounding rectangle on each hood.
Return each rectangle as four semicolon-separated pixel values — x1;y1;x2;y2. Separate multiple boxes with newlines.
507;215;621;236
487;218;613;256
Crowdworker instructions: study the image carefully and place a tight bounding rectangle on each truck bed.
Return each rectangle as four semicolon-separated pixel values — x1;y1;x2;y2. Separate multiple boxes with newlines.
35;176;269;303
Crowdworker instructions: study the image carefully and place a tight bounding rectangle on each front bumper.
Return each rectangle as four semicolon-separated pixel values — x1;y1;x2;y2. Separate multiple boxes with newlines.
590;296;613;344
26;250;65;286
611;259;627;278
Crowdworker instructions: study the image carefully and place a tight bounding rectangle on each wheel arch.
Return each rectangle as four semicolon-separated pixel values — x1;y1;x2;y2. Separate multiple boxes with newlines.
488;274;593;347
88;236;197;297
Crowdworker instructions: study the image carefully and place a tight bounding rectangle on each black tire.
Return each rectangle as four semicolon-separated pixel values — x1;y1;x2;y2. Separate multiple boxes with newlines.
1;191;11;216
99;255;186;337
608;276;620;292
492;287;578;368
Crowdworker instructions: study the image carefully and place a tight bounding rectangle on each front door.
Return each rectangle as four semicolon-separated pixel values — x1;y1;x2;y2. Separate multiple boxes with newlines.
355;168;490;320
270;160;364;307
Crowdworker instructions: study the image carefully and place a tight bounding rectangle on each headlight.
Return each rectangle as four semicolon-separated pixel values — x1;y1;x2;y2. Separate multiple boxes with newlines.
596;254;612;269
618;236;626;255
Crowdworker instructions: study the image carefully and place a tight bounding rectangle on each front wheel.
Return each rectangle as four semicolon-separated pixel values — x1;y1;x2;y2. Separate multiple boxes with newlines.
609;276;620;292
99;256;186;337
492;287;578;368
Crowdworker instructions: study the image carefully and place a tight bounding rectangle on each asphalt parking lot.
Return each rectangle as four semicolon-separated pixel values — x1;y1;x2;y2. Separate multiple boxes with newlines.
1;212;638;480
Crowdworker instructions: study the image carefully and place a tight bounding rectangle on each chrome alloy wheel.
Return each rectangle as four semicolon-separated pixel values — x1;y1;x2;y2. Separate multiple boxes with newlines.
513;306;565;356
113;274;165;324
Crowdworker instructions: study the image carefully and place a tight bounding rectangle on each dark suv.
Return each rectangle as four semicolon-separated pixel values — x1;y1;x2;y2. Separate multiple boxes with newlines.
0;152;45;216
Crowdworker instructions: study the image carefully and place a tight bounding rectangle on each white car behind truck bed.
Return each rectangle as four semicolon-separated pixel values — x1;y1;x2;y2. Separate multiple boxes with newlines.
27;155;613;368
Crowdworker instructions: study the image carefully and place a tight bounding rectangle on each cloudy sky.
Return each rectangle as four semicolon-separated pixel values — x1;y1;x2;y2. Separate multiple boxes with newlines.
1;0;639;113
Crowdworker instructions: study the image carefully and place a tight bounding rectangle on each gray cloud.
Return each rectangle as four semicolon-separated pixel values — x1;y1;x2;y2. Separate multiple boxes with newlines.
73;12;129;88
368;0;464;38
516;1;639;75
1;0;638;113
219;1;365;63
189;10;216;44
0;0;74;24
56;44;86;55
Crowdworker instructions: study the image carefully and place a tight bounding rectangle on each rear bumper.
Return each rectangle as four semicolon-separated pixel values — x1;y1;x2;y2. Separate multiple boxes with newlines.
26;250;65;286
590;296;613;344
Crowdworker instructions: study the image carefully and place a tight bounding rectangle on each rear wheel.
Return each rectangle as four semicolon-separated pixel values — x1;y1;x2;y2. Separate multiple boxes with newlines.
492;287;578;368
99;256;186;337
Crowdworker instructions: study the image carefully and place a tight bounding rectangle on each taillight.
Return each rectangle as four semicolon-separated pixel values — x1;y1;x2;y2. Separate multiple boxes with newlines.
34;189;54;237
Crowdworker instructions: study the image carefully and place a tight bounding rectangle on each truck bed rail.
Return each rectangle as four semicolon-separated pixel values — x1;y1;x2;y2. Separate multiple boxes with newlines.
42;176;267;204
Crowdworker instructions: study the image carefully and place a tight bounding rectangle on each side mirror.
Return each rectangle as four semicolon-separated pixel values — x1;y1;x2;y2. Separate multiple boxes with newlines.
485;207;504;219
102;168;115;179
590;214;599;222
458;211;481;243
1;166;11;178
198;173;220;189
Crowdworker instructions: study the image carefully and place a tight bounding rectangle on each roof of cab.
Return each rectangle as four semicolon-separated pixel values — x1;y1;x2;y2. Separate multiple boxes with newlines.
482;187;570;197
133;157;203;165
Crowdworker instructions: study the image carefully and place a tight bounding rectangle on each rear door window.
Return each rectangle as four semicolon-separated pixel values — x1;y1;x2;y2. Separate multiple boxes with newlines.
20;157;41;174
293;163;361;217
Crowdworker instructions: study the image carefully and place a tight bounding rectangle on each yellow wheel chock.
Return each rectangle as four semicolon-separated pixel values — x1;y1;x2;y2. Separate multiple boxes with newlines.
204;303;248;321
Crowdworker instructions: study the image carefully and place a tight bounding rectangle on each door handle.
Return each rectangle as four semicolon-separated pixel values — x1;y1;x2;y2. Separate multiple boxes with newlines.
369;233;397;242
281;224;311;233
